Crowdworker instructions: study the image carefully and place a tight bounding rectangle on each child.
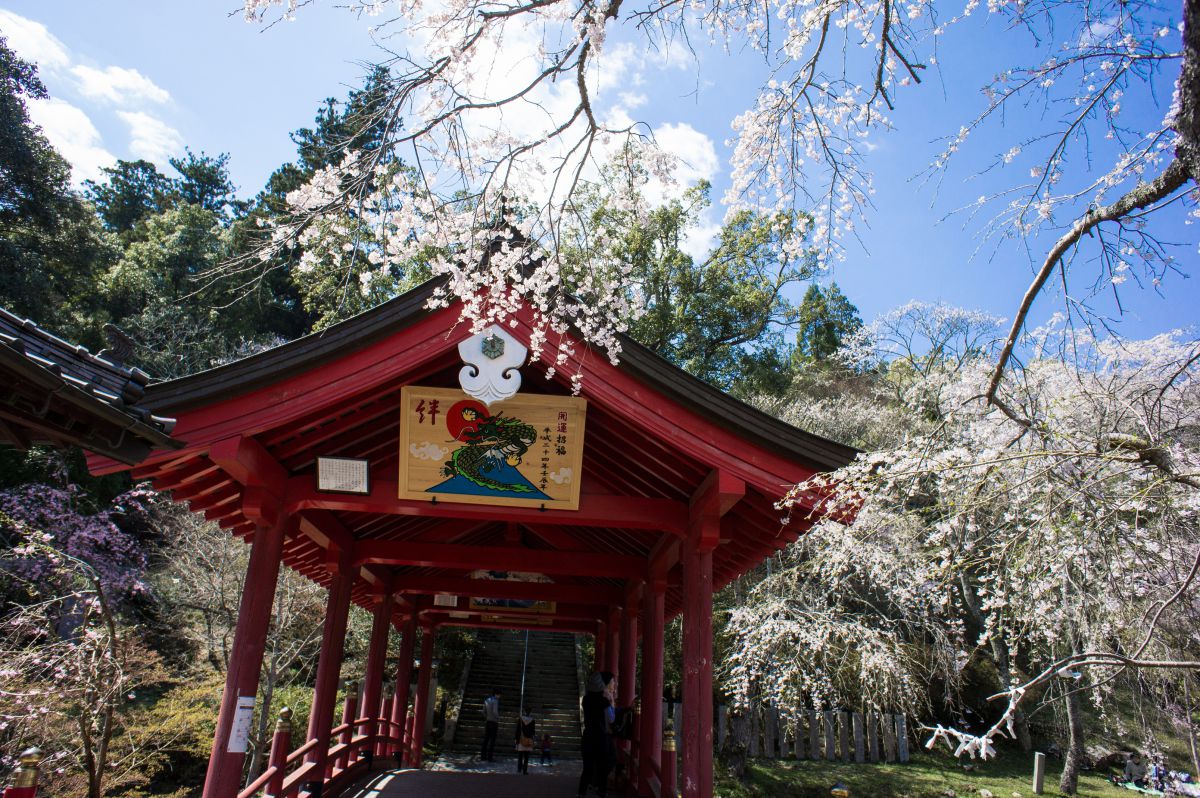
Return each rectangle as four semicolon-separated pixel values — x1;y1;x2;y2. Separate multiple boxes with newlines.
540;732;553;766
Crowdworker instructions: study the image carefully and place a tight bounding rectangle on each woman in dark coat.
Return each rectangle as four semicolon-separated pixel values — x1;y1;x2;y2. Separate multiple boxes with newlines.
577;671;615;798
514;708;536;774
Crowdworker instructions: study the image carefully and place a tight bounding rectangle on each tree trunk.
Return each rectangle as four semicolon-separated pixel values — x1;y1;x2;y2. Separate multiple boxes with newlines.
959;571;1033;752
988;635;1033;753
245;653;279;782
1059;685;1086;795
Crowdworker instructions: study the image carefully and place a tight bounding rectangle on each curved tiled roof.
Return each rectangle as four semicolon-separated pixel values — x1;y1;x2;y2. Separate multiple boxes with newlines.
0;308;179;464
137;279;857;472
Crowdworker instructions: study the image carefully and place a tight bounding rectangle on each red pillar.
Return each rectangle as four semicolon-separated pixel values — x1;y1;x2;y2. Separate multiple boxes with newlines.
390;615;418;764
619;595;639;777
619;595;639;707
361;591;394;755
304;552;354;782
681;532;715;798
202;516;289;798
638;579;666;797
606;608;621;675
593;621;606;672
409;624;437;767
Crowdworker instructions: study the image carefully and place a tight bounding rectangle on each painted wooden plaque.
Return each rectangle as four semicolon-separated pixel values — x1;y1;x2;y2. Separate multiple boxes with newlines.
398;386;586;510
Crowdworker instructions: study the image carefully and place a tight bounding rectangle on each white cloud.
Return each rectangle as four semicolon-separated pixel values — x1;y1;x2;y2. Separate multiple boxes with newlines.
618;91;648;110
70;64;171;106
117;111;184;166
26;97;116;183
0;10;71;72
682;219;721;262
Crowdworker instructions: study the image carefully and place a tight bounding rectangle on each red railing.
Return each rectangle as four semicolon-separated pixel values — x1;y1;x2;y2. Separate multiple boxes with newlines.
237;694;405;798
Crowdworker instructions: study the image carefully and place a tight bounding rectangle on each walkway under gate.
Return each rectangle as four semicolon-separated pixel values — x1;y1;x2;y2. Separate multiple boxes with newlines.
343;770;578;798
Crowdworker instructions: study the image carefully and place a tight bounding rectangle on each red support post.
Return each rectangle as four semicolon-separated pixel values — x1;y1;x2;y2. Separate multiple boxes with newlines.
304;551;354;785
681;531;716;798
265;708;293;798
377;694;395;758
606;608;621;675
638;579;666;797
593;621;606;672
337;682;358;772
202;516;289;798
361;591;394;759
390;615;418;765
619;597;639;774
409;624;437;767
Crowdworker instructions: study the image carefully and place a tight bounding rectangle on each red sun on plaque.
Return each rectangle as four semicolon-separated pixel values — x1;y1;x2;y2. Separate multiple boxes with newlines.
446;399;490;441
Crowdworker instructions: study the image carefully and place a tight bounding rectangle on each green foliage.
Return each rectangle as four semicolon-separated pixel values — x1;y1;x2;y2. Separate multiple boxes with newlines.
576;174;817;395
0;36;68;226
793;283;862;366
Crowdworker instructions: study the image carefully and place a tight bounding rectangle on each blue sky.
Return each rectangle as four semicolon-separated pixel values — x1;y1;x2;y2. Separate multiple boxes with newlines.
1;2;1195;339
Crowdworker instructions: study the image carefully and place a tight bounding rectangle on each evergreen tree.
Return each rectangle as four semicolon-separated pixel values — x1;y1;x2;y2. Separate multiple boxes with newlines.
793;283;862;366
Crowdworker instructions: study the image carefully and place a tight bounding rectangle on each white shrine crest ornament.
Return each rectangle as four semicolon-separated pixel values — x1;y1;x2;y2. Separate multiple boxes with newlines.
457;325;527;406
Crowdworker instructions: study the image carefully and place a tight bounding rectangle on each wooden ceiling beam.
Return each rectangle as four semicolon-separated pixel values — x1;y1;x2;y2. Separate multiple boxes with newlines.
286;476;687;534
355;539;642;579
394;575;623;605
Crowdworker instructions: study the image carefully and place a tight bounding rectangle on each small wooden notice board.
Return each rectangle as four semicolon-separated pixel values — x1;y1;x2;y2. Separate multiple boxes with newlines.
398;386;586;510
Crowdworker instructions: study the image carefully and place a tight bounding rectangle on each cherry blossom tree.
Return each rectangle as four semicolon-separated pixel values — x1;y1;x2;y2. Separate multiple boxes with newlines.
748;321;1200;793
233;0;1196;391
0;528;167;798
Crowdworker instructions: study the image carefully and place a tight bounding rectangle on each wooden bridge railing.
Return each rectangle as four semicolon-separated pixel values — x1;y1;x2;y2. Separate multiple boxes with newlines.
237;690;406;798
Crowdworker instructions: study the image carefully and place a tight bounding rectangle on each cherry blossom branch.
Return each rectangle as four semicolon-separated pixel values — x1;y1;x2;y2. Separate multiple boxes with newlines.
984;157;1190;409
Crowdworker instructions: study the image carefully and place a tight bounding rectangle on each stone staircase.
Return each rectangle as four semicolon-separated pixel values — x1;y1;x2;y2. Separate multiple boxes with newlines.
452;629;583;759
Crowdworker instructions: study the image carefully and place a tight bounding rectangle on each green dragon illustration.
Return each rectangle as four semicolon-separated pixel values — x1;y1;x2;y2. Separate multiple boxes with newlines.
442;412;539;493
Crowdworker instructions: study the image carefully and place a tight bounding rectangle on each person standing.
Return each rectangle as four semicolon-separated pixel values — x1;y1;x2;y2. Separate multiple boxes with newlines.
481;687;502;762
577;672;615;798
515;709;536;774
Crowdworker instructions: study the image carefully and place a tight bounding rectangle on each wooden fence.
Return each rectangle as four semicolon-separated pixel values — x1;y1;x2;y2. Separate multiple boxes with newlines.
715;705;910;765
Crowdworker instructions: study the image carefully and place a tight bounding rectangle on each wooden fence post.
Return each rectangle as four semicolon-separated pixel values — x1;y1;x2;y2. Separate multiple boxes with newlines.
808;710;820;761
748;705;760;757
867;711;880;763
764;706;777;759
895;715;909;763
717;705;727;752
794;713;806;760
882;713;897;763
839;712;851;762
779;711;791;759
823;711;836;760
852;712;864;763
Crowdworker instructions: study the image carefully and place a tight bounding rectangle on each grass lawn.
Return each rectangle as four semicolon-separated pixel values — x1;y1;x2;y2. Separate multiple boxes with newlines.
715;749;1137;798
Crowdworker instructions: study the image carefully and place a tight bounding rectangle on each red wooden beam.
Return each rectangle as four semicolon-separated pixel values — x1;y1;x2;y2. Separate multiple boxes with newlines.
209;435;288;492
186;484;239;514
171;473;229;502
423;600;606;622
151;458;219;492
285;476;688;534
422;613;598;635
393;575;623;605
355;540;643;578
